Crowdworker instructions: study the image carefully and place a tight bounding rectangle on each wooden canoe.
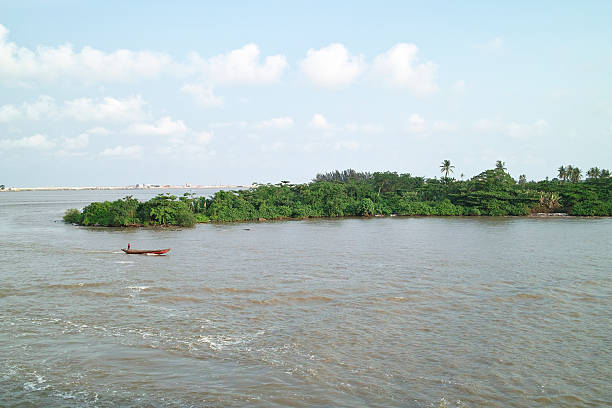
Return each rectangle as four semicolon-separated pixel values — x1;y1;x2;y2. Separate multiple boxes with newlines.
121;248;170;255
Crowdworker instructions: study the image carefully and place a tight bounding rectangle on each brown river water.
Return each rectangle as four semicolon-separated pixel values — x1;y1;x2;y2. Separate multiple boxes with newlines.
0;190;610;407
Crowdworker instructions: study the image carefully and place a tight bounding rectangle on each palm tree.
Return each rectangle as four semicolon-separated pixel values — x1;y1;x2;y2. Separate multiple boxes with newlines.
495;160;507;172
587;167;601;179
440;160;455;178
557;165;567;182
518;174;527;185
569;166;582;182
565;165;574;182
601;169;611;178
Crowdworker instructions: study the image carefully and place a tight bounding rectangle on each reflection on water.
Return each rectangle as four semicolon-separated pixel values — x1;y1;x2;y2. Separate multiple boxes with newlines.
0;190;610;407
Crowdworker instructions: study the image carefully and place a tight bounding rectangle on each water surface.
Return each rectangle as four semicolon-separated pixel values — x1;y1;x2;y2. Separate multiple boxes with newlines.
0;190;610;407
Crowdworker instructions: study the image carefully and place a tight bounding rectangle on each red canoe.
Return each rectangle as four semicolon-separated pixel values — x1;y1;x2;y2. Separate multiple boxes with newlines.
121;248;170;255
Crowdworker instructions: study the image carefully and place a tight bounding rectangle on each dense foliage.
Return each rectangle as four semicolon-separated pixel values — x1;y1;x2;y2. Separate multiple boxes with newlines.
64;164;612;226
64;194;200;227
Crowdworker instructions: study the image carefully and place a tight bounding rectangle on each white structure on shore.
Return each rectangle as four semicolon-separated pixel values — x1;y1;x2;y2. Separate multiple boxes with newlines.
1;184;251;192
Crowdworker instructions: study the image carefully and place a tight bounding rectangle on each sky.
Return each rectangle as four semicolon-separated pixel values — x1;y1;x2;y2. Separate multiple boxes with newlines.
1;0;611;187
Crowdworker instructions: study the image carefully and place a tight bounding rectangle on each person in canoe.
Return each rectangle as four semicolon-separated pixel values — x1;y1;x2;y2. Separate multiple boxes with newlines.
122;245;170;255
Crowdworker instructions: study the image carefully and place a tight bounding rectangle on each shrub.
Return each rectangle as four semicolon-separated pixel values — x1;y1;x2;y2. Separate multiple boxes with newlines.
358;198;376;216
468;207;481;216
63;208;83;224
176;207;196;227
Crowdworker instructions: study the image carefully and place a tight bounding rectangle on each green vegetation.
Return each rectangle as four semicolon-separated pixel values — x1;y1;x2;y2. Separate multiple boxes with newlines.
64;162;612;226
65;193;201;227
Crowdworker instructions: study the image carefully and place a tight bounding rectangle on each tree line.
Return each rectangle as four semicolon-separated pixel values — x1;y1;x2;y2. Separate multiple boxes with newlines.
64;161;612;227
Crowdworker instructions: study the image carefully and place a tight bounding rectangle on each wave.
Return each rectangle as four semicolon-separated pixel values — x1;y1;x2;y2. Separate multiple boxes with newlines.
194;286;262;294
248;296;333;305
41;282;111;289
150;295;203;303
492;293;548;302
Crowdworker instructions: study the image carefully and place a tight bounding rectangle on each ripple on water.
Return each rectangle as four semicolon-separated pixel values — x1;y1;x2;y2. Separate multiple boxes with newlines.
2;201;611;408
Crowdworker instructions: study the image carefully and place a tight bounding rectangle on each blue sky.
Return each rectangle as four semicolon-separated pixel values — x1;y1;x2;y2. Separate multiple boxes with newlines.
1;1;611;187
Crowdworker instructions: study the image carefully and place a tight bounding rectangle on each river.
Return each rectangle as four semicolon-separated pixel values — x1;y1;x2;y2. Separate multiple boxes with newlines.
0;190;610;407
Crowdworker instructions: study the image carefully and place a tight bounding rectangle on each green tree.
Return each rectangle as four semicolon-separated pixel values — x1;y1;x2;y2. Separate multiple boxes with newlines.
372;171;400;198
63;208;83;224
108;196;140;226
569;166;582;182
587;167;601;179
440;160;454;178
495;160;507;172
558;165;567;182
357;198;376;216
565;165;574;181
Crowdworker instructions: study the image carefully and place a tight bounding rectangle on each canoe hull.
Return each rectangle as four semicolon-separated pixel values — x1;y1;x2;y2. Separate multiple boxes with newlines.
121;248;170;255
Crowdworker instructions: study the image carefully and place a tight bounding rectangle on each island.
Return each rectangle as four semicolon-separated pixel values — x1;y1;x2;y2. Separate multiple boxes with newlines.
63;162;612;227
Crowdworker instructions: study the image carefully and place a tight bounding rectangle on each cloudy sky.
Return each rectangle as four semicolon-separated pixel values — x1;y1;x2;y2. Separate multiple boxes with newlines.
1;1;611;187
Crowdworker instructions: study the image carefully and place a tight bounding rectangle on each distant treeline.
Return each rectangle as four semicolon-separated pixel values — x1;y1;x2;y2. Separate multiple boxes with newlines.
64;163;612;227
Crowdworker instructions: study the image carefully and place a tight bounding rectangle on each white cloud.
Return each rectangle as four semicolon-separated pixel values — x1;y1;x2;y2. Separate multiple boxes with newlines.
0;133;55;149
63;96;150;122
0;104;20;122
405;114;456;135
209;121;248;130
406;113;427;133
210;117;294;131
372;43;438;96
87;126;111;135
255;117;294;130
62;133;89;150
474;117;549;139
310;113;333;130
0;95;149;122
0;96;57;121
0;24;288;86
0;24;174;83
181;83;223;107
23;95;57;120
193;43;287;84
333;140;361;151
300;43;365;88
193;130;213;144
126;116;188;136
100;145;143;158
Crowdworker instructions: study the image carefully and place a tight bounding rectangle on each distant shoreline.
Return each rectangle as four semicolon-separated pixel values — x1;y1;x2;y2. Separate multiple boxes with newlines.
0;184;252;192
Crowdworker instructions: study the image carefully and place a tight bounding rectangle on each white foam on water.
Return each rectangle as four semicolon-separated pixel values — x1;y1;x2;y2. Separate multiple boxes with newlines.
23;373;49;392
197;331;263;351
53;391;75;400
2;365;18;380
